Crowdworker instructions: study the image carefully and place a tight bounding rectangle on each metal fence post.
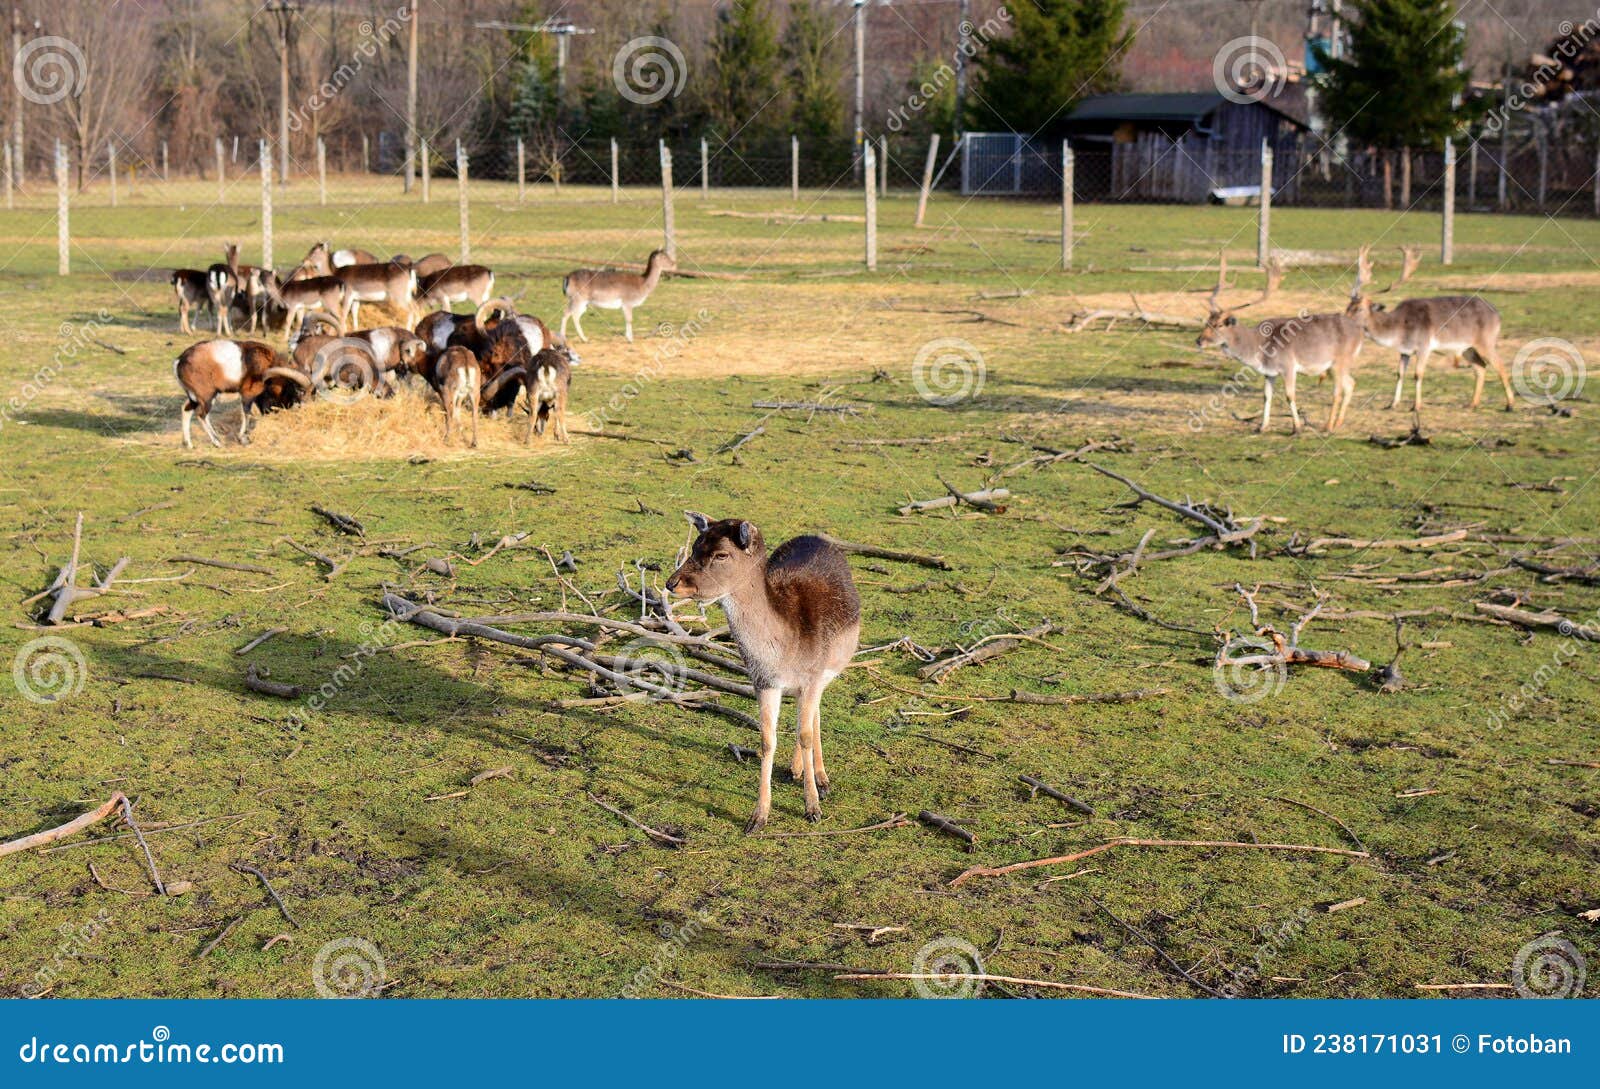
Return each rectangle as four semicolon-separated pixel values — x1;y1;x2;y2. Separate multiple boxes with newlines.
216;137;225;202
421;137;430;203
107;142;117;207
915;134;939;227
660;141;675;259
517;137;525;202
863;142;878;272
879;134;888;193
1062;141;1074;271
260;140;273;272
791;135;799;200
1468;140;1478;210
362;133;370;173
1257;139;1272;267
161;140;169;182
3;143;11;210
700;136;709;199
55;141;68;276
457;140;469;263
317;137;327;205
1441;139;1455;265
610;138;619;204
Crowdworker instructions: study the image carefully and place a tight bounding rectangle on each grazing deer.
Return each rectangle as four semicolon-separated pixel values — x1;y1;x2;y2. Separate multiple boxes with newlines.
1196;253;1365;432
666;514;861;831
171;269;212;334
1347;244;1514;412
416;264;495;311
262;270;350;339
434;345;481;447
561;249;676;343
335;260;418;329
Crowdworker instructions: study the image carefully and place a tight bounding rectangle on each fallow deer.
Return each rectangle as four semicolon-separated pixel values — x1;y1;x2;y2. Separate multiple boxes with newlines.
262;270;350;339
1347;244;1514;412
1196;253;1366;432
666;515;861;831
416;264;495;312
336;260;418;329
560;249;676;343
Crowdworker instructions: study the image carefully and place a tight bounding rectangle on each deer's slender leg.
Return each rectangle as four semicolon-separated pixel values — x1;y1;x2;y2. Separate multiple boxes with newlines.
622;305;634;343
180;403;196;449
747;687;781;833
1390;353;1410;409
1482;343;1515;410
1284;365;1303;433
1411;348;1432;413
1259;376;1274;433
571;305;589;343
810;686;831;797
559;308;571;341
1470;359;1486;408
796;684;823;821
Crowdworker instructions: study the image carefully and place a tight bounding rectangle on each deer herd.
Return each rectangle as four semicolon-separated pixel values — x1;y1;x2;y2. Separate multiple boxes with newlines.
1197;243;1515;432
169;242;675;449
159;232;1533;830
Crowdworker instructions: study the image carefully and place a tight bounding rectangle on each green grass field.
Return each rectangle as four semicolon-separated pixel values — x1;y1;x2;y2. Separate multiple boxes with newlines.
1;177;1596;999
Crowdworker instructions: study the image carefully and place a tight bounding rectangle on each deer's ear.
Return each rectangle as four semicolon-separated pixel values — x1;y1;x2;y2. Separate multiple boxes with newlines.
736;521;754;549
684;511;710;533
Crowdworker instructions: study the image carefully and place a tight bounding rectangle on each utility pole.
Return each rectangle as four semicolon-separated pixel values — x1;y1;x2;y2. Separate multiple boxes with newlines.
265;2;300;184
405;0;417;192
954;0;969;137
853;0;866;181
474;19;594;114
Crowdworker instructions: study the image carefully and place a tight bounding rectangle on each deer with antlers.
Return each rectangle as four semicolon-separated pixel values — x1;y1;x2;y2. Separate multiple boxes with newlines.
1346;244;1514;413
1195;253;1366;433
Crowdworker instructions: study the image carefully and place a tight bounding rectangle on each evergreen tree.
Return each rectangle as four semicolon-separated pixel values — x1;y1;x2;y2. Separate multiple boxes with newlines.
969;0;1132;135
707;0;782;145
783;0;845;145
1314;0;1473;152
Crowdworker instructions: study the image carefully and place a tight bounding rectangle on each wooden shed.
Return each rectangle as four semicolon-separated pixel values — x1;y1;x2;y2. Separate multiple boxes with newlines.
1059;91;1309;203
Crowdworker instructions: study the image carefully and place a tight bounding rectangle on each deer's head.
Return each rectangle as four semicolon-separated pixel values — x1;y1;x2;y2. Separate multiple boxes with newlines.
666;512;765;602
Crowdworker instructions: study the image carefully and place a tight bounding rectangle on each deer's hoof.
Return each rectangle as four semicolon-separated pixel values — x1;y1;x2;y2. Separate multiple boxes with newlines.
804;807;823;823
816;775;831;798
743;813;768;835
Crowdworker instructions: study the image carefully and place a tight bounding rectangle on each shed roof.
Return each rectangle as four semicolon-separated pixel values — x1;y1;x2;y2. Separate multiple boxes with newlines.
1065;91;1309;129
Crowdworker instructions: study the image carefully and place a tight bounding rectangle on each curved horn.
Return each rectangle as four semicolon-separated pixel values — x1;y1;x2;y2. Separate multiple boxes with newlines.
301;310;342;333
480;365;526;400
263;366;313;388
474;296;516;327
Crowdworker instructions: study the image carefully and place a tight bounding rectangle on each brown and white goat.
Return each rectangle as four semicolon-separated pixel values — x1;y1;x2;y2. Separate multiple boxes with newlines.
666;514;861;831
172;339;308;447
336;260;418;329
207;244;270;335
416;264;495;312
560;249;676;343
172;269;213;334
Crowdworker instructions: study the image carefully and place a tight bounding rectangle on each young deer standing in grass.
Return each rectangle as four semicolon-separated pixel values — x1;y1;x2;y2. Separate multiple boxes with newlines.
666;514;861;831
560;249;676;343
1346;244;1514;412
1196;253;1366;432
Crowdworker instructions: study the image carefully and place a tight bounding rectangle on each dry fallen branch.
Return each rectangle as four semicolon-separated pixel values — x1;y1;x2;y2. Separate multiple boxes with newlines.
1474;602;1598;640
245;663;304;700
168;554;275;575
898;486;1011;516
587;792;685;848
232;862;298;927
819;535;952;571
1018;775;1095;816
918;810;976;849
0;792;128;858
918;622;1056;684
836;973;1155;998
310;505;365;537
1085;462;1262;553
949;837;1369;888
1295;529;1468;555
